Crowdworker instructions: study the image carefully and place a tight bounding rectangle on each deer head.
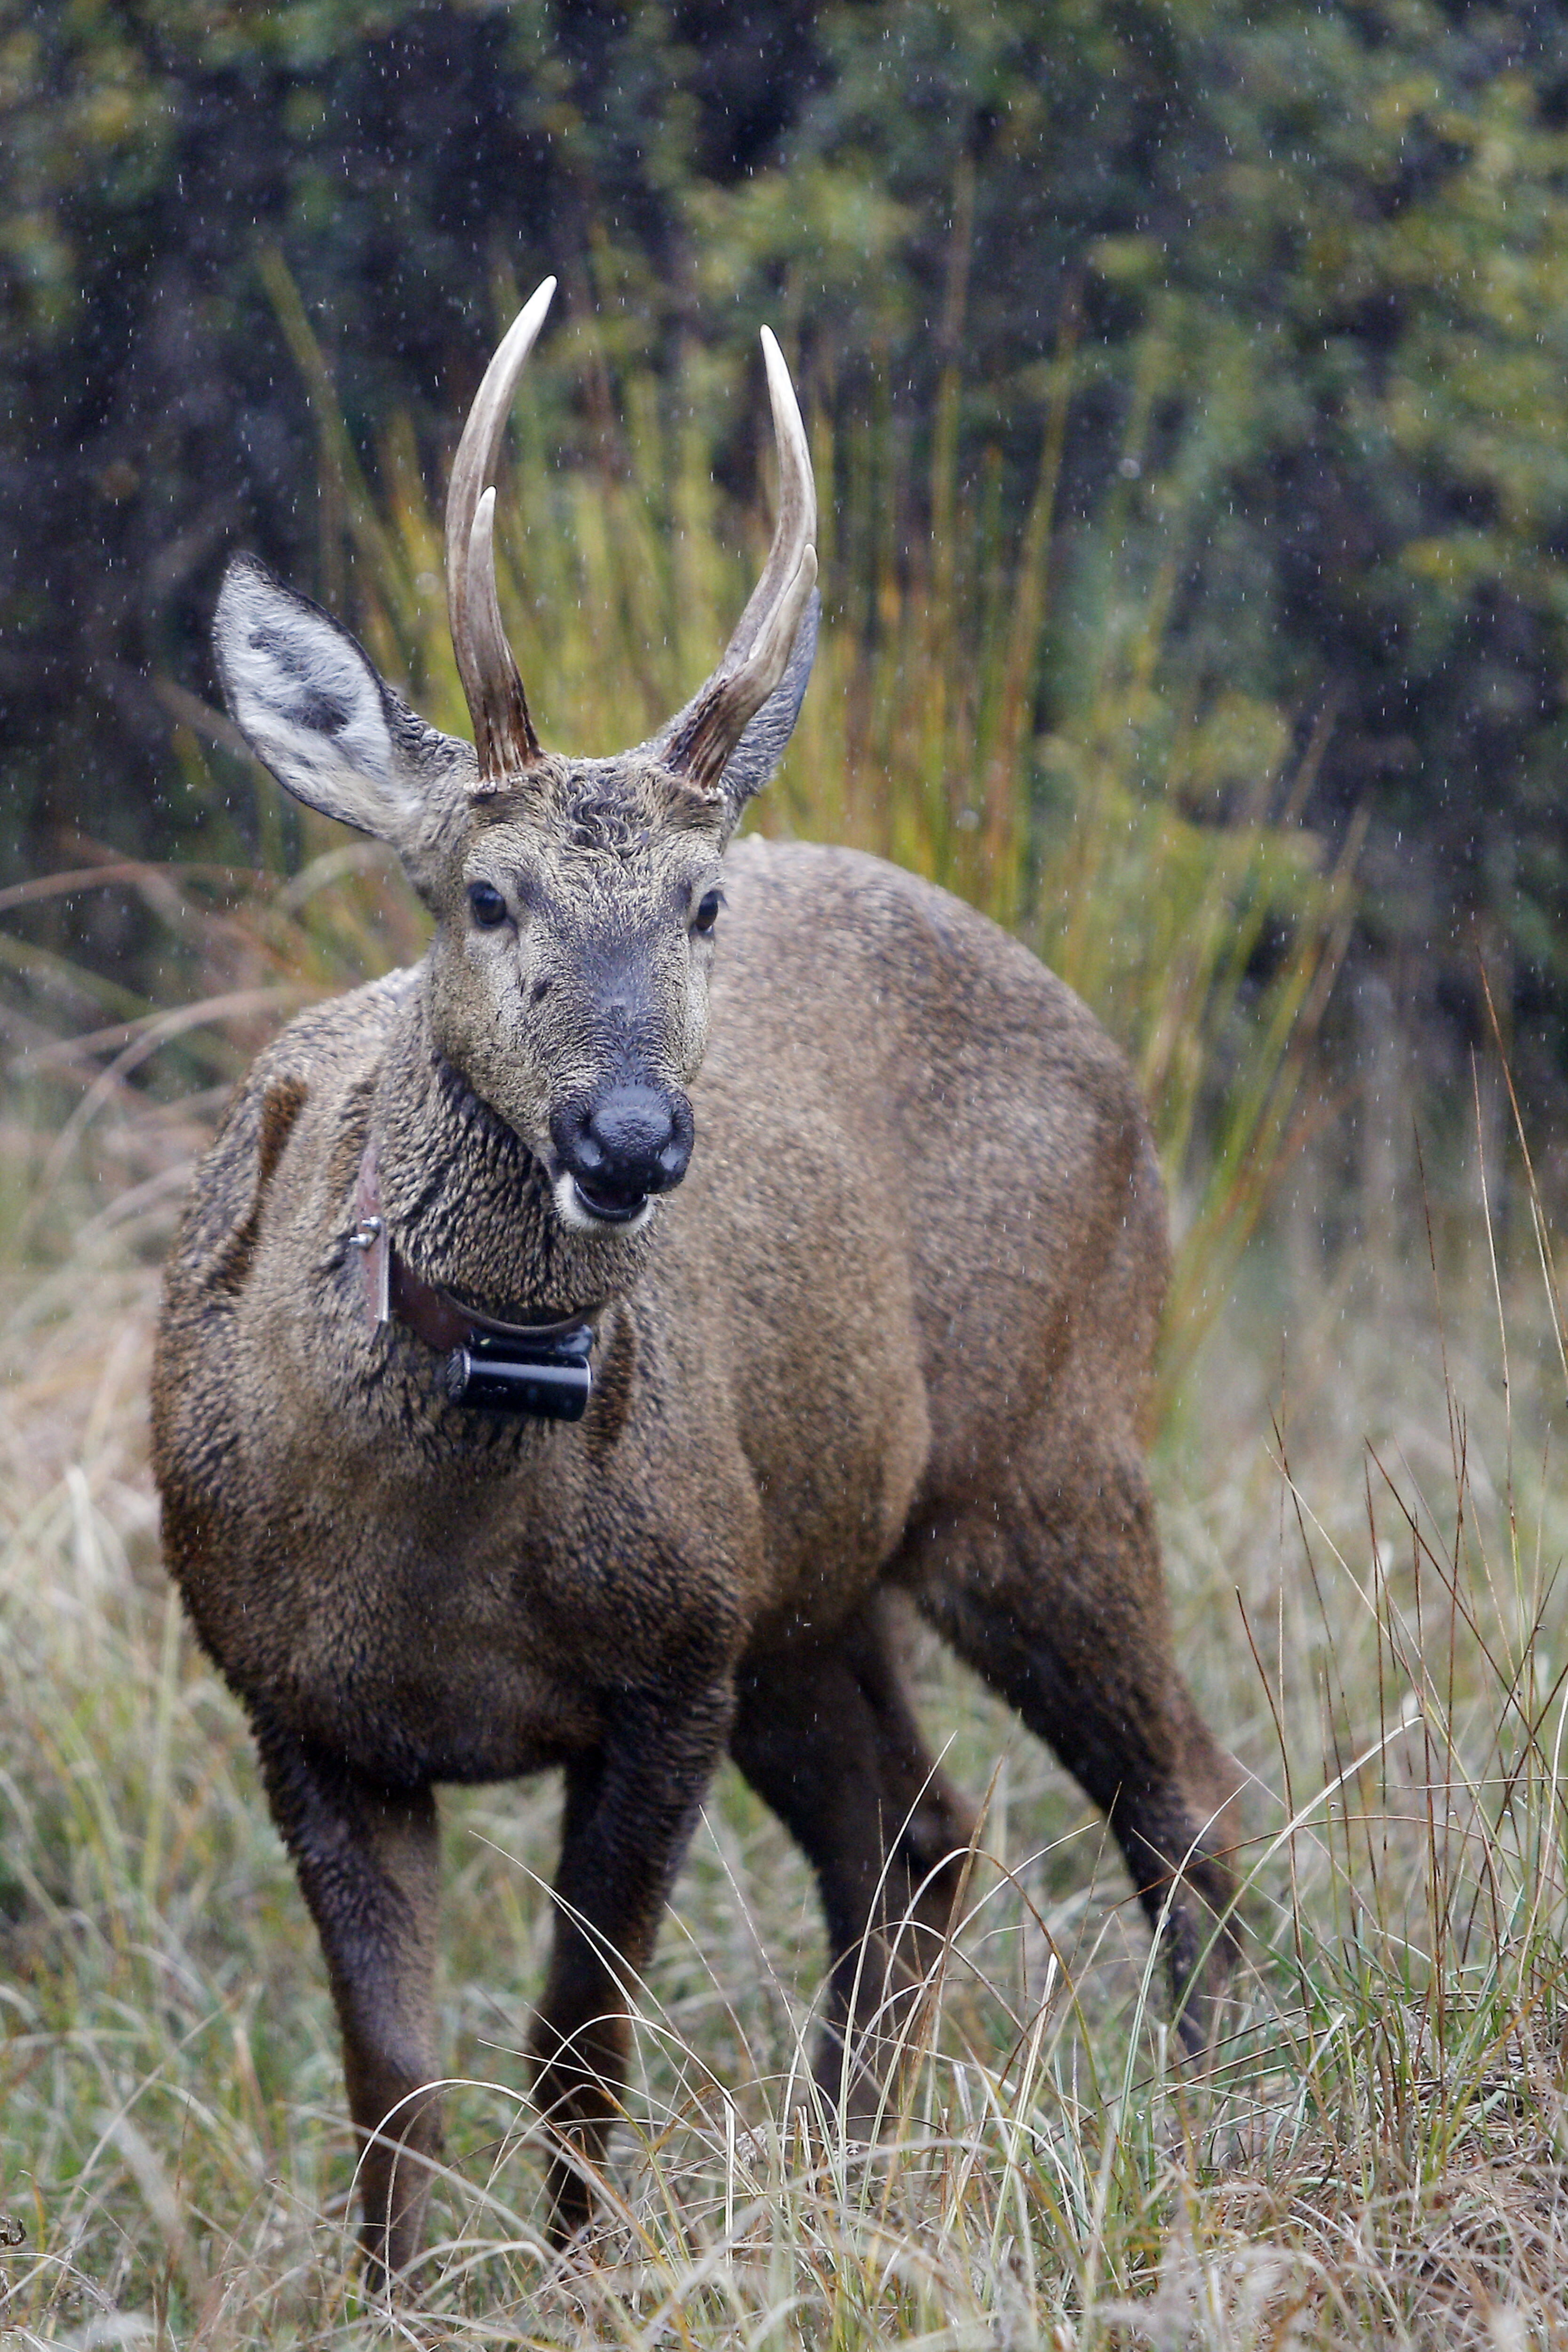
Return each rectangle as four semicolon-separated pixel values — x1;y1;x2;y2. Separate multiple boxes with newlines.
214;279;818;1234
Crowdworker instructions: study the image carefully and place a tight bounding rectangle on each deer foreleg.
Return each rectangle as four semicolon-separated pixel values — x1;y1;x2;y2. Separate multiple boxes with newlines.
530;1677;735;2240
254;1721;443;2285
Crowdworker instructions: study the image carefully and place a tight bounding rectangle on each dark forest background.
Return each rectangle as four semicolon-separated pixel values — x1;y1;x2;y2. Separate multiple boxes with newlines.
6;0;1568;1073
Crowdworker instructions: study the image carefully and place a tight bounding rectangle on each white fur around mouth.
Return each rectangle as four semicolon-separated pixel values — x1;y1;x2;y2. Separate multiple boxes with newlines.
552;1169;656;1237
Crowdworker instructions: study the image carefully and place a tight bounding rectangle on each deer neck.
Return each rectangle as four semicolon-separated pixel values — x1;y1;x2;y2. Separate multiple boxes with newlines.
364;994;654;1323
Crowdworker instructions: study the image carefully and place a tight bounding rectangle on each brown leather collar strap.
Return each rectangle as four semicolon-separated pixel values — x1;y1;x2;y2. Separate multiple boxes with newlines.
350;1139;598;1350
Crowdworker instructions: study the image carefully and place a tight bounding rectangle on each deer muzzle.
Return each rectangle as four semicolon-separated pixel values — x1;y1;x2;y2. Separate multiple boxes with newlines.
550;1084;694;1224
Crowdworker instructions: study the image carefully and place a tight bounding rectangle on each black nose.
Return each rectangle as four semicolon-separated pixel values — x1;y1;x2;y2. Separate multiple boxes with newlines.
551;1085;694;1221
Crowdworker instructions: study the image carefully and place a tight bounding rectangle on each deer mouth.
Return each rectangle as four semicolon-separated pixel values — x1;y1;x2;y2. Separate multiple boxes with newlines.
551;1166;657;1236
573;1172;650;1224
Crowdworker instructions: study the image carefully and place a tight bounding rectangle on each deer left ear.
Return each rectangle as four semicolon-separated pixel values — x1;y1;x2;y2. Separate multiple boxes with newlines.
214;554;427;842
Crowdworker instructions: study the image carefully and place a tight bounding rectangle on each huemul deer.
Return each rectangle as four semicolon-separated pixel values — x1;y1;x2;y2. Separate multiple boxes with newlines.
153;278;1242;2275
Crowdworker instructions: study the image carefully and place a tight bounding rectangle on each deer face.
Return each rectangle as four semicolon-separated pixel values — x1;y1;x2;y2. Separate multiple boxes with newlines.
425;761;727;1231
214;280;816;1239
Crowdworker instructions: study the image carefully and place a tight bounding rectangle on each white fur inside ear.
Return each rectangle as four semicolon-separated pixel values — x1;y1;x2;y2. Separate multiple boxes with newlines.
215;559;411;837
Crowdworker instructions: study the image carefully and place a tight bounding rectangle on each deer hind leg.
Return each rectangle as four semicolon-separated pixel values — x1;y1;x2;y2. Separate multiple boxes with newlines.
913;1430;1243;2055
254;1723;443;2286
730;1592;977;2126
838;1592;979;1971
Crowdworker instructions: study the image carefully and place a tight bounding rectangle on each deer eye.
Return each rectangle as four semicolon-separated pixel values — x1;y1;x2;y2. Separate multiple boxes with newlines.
468;881;509;929
692;888;723;936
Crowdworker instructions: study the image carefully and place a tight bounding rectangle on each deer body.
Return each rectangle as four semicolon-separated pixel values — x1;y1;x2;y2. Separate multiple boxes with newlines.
161;834;1153;1760
153;287;1240;2274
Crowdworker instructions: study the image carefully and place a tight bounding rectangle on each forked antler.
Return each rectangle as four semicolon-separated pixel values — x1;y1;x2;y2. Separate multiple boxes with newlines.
662;329;818;795
446;286;817;795
444;276;556;784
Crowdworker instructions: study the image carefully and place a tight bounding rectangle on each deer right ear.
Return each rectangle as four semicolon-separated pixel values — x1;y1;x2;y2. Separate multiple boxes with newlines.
214;555;426;844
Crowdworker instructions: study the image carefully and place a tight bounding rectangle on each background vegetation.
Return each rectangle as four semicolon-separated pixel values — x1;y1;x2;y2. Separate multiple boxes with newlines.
6;0;1568;1069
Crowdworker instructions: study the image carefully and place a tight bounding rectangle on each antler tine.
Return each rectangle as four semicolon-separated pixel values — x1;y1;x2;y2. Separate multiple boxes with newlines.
666;327;818;794
445;276;556;782
464;488;537;783
722;329;819;669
